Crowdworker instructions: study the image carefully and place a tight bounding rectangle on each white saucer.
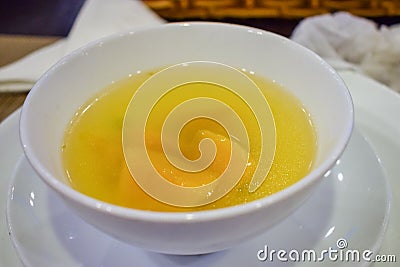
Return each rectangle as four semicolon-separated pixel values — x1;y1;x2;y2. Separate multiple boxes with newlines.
6;128;390;267
1;70;399;267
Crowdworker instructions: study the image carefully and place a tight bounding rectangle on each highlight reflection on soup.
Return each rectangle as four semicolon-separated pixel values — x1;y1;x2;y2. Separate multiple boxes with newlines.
62;68;317;212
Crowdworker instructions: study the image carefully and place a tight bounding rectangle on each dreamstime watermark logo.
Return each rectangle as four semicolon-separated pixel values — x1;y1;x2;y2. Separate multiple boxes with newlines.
257;238;397;263
122;61;276;207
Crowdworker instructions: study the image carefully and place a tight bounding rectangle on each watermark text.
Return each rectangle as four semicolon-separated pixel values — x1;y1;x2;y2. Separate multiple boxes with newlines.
257;238;397;263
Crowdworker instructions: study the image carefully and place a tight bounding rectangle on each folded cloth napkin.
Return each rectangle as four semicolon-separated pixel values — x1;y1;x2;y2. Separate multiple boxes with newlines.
0;0;164;92
291;12;400;93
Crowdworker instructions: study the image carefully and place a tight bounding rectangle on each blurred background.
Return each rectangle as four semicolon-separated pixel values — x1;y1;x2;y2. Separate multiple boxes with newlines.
1;0;400;37
1;0;400;121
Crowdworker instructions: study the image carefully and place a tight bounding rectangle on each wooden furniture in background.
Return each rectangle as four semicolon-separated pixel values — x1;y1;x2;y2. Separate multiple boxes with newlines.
143;0;400;19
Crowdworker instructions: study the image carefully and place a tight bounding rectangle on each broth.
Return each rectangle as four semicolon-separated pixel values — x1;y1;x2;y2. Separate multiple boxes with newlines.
62;68;317;211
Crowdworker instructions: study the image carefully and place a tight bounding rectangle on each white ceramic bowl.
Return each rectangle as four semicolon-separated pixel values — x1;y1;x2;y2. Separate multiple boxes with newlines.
20;22;353;255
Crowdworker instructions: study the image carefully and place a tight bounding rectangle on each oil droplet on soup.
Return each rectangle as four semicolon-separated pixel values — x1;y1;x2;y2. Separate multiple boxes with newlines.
62;68;317;211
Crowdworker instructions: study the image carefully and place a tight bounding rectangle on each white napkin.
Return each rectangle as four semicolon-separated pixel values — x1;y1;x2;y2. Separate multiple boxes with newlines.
0;0;164;92
291;12;400;93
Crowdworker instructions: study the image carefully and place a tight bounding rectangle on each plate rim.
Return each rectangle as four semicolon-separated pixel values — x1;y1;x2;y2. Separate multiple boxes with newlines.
1;70;400;266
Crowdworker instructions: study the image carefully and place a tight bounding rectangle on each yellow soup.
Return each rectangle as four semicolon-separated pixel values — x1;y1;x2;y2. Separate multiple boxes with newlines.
62;68;317;212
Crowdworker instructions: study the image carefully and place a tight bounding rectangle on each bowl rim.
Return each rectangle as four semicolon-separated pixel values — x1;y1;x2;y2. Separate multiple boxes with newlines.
20;21;354;223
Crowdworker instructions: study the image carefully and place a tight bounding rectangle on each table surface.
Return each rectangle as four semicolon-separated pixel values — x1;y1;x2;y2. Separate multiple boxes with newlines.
0;35;59;123
0;0;83;123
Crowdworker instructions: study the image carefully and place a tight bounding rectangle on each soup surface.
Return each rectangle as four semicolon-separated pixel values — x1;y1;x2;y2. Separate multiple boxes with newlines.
62;68;317;211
